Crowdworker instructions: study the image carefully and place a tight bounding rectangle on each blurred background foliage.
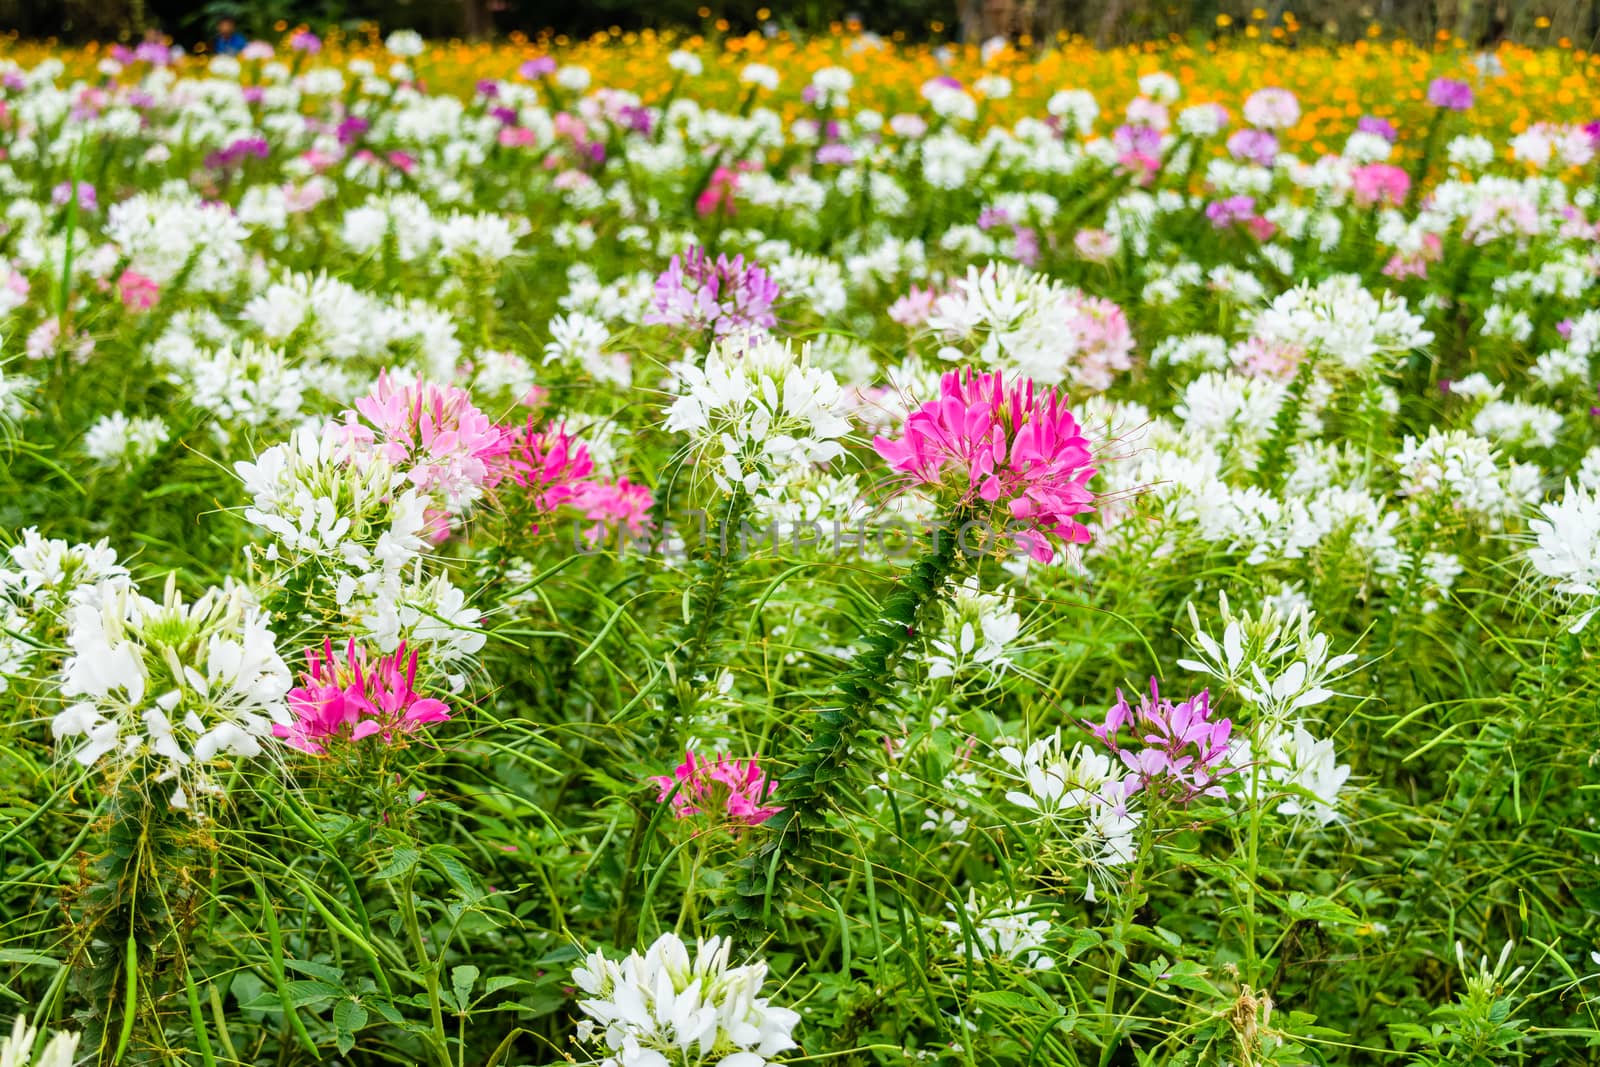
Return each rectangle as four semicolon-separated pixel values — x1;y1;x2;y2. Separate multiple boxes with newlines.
1;0;1597;51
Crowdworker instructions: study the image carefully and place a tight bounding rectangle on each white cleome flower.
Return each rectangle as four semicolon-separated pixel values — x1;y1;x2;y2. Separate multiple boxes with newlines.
51;576;291;809
925;262;1133;391
1178;592;1356;723
1394;428;1542;528
1249;723;1352;826
1248;274;1432;374
1527;480;1600;632
0;1016;80;1067
83;412;170;466
2;528;130;614
665;334;850;495
571;933;800;1067
995;732;1141;897
924;576;1023;682
942;892;1056;971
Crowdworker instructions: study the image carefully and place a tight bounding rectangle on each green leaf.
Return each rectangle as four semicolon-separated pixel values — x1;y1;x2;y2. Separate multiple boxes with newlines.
230;972;269;1017
284;980;342;1009
334;999;368;1036
0;950;62;968
428;847;481;900
972;990;1042;1013
375;846;421;880
451;965;480;1011
1062;928;1103;962
1284;892;1359;926
283;959;344;983
511;990;569;1018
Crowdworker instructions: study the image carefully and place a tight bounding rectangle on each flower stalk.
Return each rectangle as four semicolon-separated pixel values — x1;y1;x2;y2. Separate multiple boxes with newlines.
724;514;972;927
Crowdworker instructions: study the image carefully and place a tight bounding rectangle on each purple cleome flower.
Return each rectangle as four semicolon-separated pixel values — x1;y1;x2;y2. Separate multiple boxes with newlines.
1427;77;1474;111
644;247;781;339
1089;679;1236;803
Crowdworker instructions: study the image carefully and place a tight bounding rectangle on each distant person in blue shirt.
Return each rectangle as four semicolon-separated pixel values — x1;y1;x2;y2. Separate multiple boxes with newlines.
214;18;247;55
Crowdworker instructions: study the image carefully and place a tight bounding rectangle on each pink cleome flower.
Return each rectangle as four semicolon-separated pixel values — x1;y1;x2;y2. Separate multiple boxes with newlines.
1382;232;1445;280
1088;679;1235;803
1233;335;1306;380
695;165;741;218
887;285;938;328
274;639;452;755
332;372;510;511
872;369;1098;562
1351;163;1411;208
572;477;654;543
1062;291;1134;392
652;750;783;828
1074;228;1119;263
500;418;595;514
116;269;160;311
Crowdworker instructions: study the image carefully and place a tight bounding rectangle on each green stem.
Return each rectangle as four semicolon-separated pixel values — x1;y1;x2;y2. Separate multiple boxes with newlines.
722;513;972;929
182;961;217;1067
660;490;751;727
258;878;319;1059
1244;732;1264;986
1407;109;1445;211
396;868;454;1067
207;984;239;1063
614;492;753;945
1098;815;1155;1065
1254;359;1313;489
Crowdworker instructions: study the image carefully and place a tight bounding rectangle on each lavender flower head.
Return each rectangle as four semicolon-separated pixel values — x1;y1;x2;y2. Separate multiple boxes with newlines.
133;41;173;66
644;247;780;339
1113;123;1162;158
520;56;557;80
1427;78;1474;111
816;142;855;165
51;181;97;213
1205;195;1257;228
976;207;1012;231
1089;679;1236;803
1357;115;1399;142
1227;127;1279;167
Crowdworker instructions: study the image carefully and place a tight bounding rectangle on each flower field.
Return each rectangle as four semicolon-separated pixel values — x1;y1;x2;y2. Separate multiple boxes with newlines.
3;24;1600;1066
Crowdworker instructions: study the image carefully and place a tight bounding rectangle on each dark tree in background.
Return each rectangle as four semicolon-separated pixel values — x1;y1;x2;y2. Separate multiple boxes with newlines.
0;0;1590;50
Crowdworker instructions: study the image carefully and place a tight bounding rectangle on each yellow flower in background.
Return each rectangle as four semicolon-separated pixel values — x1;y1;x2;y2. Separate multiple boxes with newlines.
5;27;1591;143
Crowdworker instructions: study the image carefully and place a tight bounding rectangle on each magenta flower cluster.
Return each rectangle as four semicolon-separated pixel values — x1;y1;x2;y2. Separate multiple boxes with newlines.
873;368;1097;562
204;136;270;171
502;418;594;513
499;419;654;540
1089;679;1236;803
652;750;783;828
274;640;452;756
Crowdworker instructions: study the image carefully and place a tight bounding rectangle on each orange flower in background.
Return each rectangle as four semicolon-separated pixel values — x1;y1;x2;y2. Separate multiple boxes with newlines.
8;29;1591;149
